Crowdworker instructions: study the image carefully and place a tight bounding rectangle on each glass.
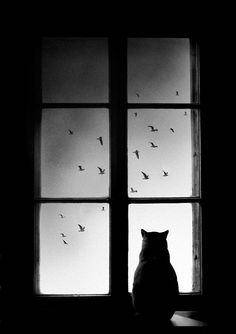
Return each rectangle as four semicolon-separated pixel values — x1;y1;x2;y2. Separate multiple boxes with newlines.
128;38;191;103
128;203;194;293
42;37;108;103
41;108;109;197
128;109;193;197
38;203;109;294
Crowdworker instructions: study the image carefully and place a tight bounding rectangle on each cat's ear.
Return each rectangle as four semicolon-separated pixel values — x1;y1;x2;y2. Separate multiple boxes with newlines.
141;229;147;238
163;230;169;239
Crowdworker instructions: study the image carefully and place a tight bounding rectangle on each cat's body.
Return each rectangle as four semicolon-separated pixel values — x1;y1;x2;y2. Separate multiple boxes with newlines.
132;229;179;320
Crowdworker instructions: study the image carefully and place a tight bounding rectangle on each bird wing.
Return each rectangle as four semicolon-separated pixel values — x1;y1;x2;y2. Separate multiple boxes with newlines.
148;126;153;129
97;167;102;172
78;224;82;229
142;171;147;177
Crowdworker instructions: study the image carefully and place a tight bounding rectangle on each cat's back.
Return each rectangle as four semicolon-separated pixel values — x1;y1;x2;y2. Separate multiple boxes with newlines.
132;229;179;319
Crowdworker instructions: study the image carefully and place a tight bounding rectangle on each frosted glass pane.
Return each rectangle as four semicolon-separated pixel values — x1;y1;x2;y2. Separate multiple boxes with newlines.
128;204;193;293
128;109;192;197
128;38;191;103
41;108;109;197
42;37;108;102
39;203;109;294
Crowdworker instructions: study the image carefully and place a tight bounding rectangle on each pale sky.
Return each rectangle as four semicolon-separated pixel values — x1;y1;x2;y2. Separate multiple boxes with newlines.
39;203;109;294
41;108;109;197
128;38;191;103
42;37;108;103
128;109;192;197
128;204;193;293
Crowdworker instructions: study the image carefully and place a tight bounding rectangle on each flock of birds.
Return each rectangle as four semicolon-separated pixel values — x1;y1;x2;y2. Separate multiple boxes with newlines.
67;133;106;175
130;92;189;194
130;112;181;191
59;207;105;245
65;92;189;196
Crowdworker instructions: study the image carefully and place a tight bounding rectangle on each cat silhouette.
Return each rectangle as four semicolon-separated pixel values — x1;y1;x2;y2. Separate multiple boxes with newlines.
132;229;179;321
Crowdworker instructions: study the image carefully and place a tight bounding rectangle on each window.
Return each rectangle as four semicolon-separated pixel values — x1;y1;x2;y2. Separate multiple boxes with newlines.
34;36;201;299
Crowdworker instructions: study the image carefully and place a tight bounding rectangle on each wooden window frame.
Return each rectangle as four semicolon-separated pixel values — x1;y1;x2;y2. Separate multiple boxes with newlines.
33;35;202;312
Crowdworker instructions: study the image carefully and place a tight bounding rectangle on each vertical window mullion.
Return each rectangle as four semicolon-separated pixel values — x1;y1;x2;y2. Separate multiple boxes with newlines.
109;37;128;298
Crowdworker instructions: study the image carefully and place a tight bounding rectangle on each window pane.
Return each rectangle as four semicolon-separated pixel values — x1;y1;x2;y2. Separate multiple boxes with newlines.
128;38;191;103
128;109;194;197
41;108;109;197
128;204;194;293
42;37;108;103
38;203;109;294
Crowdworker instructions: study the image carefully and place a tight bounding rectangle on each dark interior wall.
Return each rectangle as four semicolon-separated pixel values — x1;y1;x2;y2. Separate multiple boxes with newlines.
2;19;226;330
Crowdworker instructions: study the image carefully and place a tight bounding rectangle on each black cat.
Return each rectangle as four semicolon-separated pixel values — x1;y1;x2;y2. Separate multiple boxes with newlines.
132;229;179;321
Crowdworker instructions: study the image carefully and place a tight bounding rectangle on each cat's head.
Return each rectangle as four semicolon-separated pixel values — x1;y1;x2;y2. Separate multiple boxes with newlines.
140;229;169;259
141;229;169;240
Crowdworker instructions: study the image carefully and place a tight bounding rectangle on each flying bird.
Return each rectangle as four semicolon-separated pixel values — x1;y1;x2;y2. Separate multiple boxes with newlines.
163;170;168;176
134;112;138;117
170;128;175;133
184;111;187;116
97;136;103;146
176;90;179;96
97;167;105;174
60;233;67;238
133;150;140;159
78;165;85;171
68;129;73;135
193;152;197;157
149;142;158;148
102;206;105;211
78;224;85;232
148;126;158;132
62;239;68;245
136;93;140;98
59;214;65;218
141;171;149;180
130;187;138;193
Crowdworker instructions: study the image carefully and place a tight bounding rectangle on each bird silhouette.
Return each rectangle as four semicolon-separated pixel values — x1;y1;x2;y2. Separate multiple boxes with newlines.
68;129;73;135
78;224;85;232
184;111;187;116
141;171;149;180
102;206;105;211
133;150;140;159
60;233;67;238
148;126;158;132
170;128;175;133
62;239;68;245
193;152;197;157
134;112;138;117
136;93;140;98
59;214;65;218
176;90;179;96
130;187;138;193
78;165;85;171
163;170;168;176
98;167;105;174
149;142;158;148
97;136;103;146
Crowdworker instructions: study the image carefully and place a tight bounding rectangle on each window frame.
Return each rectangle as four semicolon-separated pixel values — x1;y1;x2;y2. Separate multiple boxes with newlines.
33;35;202;311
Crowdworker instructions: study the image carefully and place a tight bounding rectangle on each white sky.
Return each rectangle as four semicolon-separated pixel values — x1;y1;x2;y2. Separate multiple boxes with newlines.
39;203;109;294
128;204;193;293
41;108;109;197
128;38;191;103
42;37;108;103
128;109;192;197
